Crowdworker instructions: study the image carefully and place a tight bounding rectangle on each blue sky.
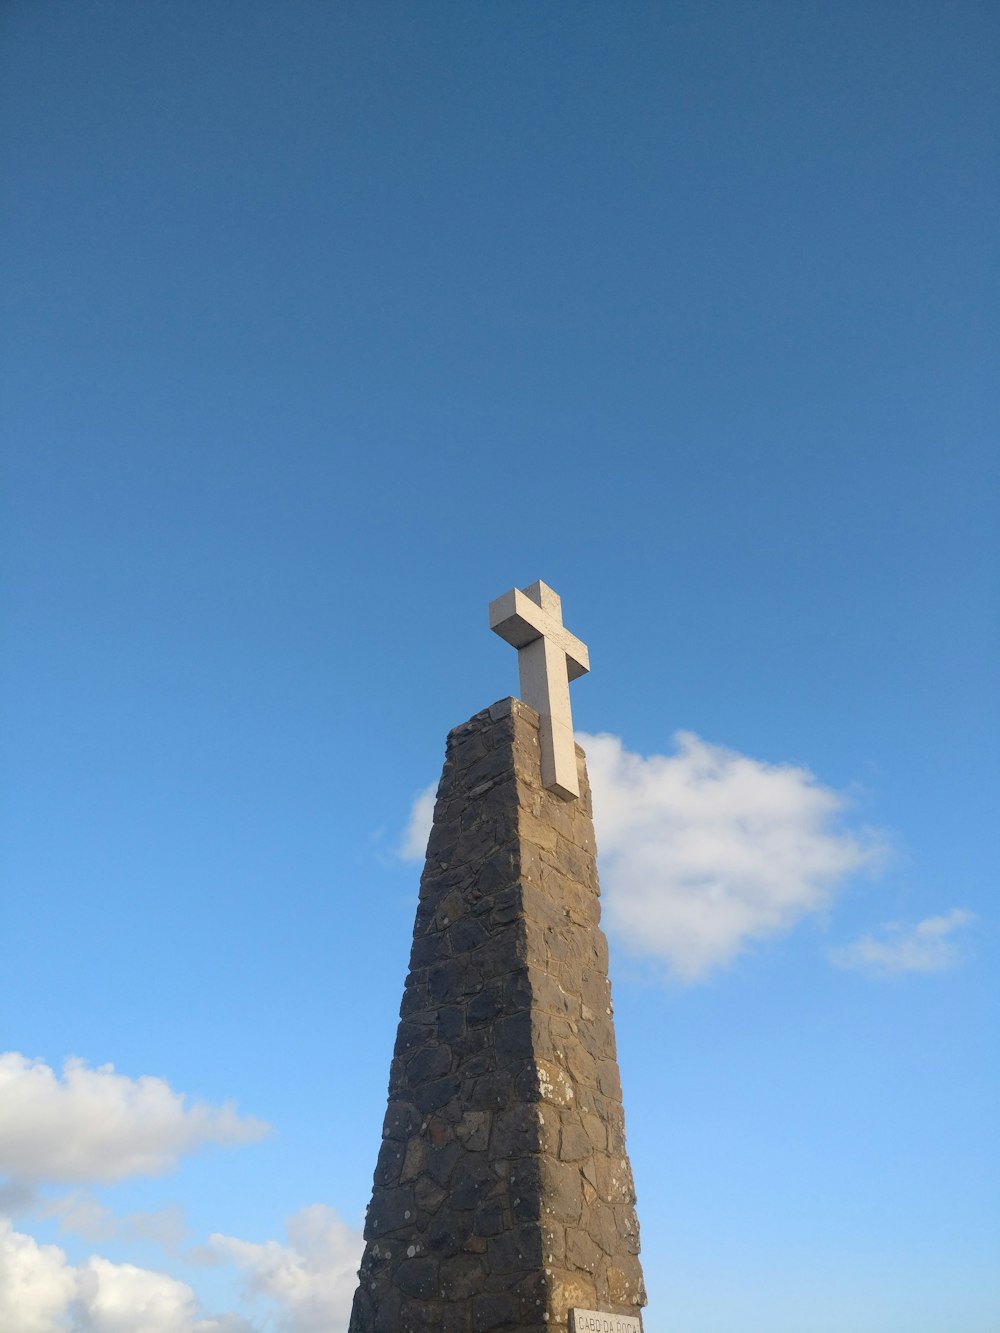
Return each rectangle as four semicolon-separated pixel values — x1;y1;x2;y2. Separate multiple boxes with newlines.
1;3;997;1330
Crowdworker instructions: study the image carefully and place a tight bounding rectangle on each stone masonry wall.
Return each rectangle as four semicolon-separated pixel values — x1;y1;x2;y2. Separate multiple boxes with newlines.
349;698;645;1333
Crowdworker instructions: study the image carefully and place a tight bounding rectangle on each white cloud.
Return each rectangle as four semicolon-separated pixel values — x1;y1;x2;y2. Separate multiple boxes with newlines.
73;1257;249;1333
579;730;885;980
0;1218;250;1333
0;1218;76;1333
400;784;436;861
209;1204;363;1333
0;1055;269;1187
830;909;976;975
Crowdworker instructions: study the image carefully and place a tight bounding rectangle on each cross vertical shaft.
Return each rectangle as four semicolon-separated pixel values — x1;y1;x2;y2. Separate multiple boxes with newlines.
489;580;589;800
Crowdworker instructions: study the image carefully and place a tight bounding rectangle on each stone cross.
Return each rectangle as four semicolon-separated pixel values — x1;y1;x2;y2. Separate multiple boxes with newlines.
489;580;590;800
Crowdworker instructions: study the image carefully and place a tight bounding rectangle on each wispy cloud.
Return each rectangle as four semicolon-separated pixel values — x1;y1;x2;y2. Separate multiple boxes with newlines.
41;1192;187;1251
401;729;887;981
400;784;436;861
208;1205;363;1332
0;1054;269;1189
830;909;976;976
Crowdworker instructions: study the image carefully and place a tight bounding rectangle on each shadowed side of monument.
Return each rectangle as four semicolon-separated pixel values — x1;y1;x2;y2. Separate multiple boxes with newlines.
349;698;645;1333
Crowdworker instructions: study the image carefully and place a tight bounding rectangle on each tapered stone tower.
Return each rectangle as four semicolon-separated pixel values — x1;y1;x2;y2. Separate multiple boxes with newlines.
350;584;645;1333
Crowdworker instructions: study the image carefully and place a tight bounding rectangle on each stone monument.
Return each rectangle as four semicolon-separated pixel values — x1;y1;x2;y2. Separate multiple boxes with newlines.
349;581;646;1333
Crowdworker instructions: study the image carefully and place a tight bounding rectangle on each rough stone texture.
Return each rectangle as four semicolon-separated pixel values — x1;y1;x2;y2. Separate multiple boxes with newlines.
349;698;645;1333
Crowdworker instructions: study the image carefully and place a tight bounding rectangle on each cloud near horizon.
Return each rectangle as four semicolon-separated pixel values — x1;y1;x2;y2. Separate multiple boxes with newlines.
829;909;976;975
0;1204;364;1333
207;1205;363;1332
0;1055;277;1329
0;1055;363;1333
0;1217;251;1333
402;729;887;980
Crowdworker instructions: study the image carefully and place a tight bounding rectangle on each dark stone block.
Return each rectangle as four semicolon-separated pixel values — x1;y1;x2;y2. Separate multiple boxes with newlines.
515;1270;548;1320
395;1255;437;1300
475;847;518;897
348;1288;374;1333
473;1197;505;1236
473;1290;520;1331
490;808;519;847
456;1057;493;1086
465;745;514;788
429;959;483;1004
372;1286;401;1333
454;1109;491;1151
440;1252;487;1301
469;1072;512;1111
494;1013;533;1064
407;1044;452;1085
429;1209;473;1257
425;821;461;866
488;1225;543;1274
492;1104;538;1159
373;1138;404;1187
399;985;432;1019
489;887;520;925
413;1074;461;1113
467;986;503;1025
364;1186;414;1239
414;1174;446;1216
480;775;518;817
449;1157;494;1211
460;1017;495;1055
512;1064;541;1103
393;1020;432;1059
502;968;532;1011
473;923;528;980
425;1141;462;1188
437;1005;466;1040
451;917;491;953
508;1157;541;1212
408;934;445;969
381;1099;420;1142
441;1306;474;1333
449;729;488;767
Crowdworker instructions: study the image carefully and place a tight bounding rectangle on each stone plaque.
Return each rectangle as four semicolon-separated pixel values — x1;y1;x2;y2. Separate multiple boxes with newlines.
570;1310;643;1333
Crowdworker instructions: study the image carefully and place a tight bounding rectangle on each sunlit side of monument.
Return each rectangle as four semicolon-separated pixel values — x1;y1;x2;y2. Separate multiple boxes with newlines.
349;583;645;1333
